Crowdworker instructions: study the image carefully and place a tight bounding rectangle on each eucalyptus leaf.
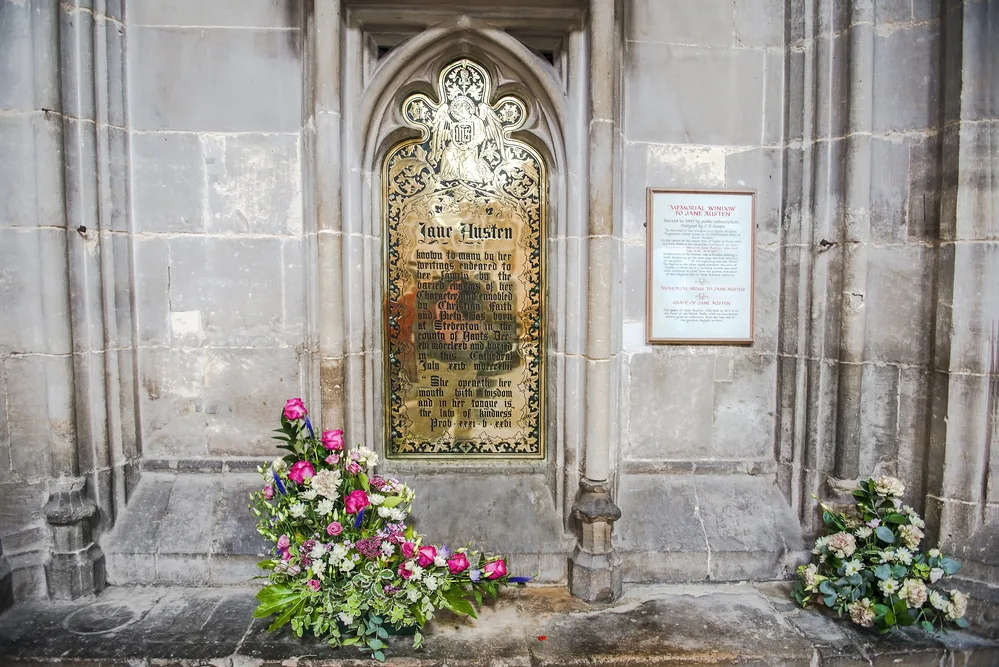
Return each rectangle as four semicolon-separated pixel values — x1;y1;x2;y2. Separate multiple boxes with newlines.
875;526;896;544
875;564;892;580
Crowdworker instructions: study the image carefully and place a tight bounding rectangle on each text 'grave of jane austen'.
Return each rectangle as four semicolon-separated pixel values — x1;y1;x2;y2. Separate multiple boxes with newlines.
383;58;545;458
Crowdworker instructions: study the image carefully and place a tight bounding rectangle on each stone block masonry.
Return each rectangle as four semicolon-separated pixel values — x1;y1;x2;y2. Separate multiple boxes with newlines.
0;0;996;626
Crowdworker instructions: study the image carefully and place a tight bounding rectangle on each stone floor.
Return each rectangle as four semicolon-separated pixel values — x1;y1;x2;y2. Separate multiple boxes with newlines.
0;582;996;666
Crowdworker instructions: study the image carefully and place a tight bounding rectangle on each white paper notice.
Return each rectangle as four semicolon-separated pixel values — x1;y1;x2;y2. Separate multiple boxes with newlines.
647;190;755;343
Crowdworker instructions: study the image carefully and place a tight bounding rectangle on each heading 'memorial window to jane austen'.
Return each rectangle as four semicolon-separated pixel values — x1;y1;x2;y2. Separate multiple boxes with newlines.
383;58;546;459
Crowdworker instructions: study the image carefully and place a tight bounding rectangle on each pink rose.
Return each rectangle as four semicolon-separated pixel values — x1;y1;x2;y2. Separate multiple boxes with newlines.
288;460;315;484
447;553;470;574
321;429;345;451
283;398;307;421
277;535;290;550
307;579;321;592
402;542;416;559
264;485;274;500
417;545;437;568
484;559;507;580
326;521;342;537
346;462;361;475
325;453;340;466
398;563;413;579
344;489;370;515
282;550;292;562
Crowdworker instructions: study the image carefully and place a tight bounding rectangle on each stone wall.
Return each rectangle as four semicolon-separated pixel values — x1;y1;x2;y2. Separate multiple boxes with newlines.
0;0;996;605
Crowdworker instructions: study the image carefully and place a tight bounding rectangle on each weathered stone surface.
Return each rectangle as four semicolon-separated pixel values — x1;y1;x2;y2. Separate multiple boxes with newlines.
128;26;302;132
625;43;765;145
130;132;206;233
130;0;302;28
627;0;735;47
401;473;569;583
5;583;993;666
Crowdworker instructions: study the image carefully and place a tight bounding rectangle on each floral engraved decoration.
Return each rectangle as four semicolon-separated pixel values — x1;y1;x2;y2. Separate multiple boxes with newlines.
384;58;545;458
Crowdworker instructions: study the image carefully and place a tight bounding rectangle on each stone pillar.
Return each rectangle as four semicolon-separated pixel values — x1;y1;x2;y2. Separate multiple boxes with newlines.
569;0;622;602
0;538;12;612
307;0;348;432
41;0;126;599
925;0;999;588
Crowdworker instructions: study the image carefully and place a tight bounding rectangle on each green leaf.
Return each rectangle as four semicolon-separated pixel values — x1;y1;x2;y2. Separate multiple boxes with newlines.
474;589;483;606
848;574;862;585
941;558;961;575
897;611;915;626
921;620;934;634
892;564;908;579
873;604;891;619
823;594;837;607
372;650;386;662
883;514;907;525
875;564;892;580
852;489;868;500
368;639;385;650
380;496;404;508
893;599;908;615
359;473;370;491
267;598;305;632
955;617;969;629
819;581;836;596
413;630;424;649
876;526;896;544
884;611;896;626
443;587;477;618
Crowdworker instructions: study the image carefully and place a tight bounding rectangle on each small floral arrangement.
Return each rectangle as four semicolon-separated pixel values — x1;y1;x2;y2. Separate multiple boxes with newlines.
791;475;968;635
250;398;527;661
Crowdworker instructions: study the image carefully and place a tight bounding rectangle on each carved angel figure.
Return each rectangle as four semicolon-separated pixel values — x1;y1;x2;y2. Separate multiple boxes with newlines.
428;95;505;183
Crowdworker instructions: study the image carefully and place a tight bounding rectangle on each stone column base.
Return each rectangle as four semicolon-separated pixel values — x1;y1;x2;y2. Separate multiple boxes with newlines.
569;479;623;602
44;478;106;600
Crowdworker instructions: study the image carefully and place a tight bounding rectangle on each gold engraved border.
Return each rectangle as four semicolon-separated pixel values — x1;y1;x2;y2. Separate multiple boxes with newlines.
382;58;547;460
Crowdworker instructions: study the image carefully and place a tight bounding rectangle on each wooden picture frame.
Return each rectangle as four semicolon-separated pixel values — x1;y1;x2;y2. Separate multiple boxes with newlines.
646;188;756;345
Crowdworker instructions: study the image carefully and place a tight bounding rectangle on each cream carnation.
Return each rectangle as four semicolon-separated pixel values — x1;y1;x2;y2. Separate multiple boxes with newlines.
899;524;924;549
901;579;927;608
828;531;857;559
848;598;876;627
311;469;342;500
874;475;905;498
947;590;968;620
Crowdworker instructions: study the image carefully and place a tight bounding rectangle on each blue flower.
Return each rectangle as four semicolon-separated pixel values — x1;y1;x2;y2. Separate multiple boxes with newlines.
272;471;286;495
354;508;365;529
469;569;481;582
509;576;531;583
305;417;315;439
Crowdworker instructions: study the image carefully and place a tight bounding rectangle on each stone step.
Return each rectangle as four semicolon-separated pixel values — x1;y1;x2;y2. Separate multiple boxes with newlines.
1;583;996;666
103;472;270;586
102;470;575;587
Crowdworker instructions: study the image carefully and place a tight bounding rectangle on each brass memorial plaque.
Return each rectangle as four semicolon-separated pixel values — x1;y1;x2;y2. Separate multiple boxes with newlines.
384;58;545;458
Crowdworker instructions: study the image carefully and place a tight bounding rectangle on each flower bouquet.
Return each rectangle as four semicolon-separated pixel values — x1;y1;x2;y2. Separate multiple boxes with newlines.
791;475;968;635
250;399;527;661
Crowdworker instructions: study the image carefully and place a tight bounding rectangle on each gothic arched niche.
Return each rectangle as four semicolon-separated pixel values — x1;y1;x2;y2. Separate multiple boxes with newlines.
382;57;546;459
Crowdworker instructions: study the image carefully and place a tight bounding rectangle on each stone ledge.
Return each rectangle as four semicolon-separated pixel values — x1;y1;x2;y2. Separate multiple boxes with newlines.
1;583;996;666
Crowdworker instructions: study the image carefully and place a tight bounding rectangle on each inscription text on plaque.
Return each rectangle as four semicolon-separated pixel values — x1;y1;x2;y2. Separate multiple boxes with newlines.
384;58;546;458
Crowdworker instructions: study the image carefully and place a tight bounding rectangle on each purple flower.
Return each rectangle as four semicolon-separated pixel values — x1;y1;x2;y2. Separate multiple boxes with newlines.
272;471;286;495
469;569;481;582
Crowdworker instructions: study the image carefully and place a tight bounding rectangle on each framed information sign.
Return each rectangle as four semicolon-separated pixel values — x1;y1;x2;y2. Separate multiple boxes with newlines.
646;188;755;344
